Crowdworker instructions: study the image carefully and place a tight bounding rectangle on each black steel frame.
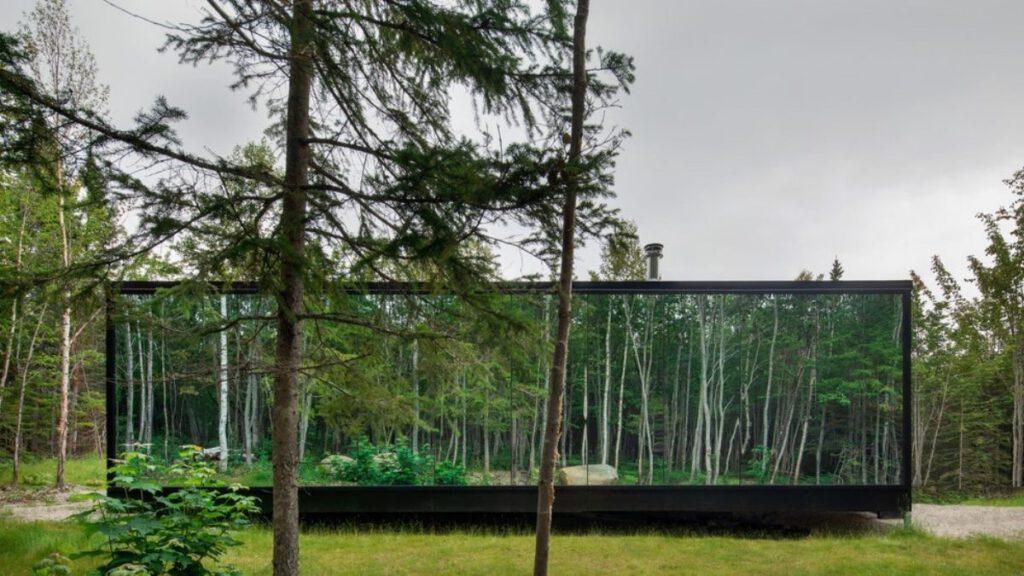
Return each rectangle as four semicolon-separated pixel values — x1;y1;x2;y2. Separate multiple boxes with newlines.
106;280;912;518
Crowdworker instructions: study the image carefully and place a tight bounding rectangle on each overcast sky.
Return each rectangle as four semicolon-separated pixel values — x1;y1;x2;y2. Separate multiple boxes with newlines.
8;0;1024;285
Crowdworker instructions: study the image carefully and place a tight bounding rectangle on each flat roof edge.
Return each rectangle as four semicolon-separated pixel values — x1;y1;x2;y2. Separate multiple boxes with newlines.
109;279;914;295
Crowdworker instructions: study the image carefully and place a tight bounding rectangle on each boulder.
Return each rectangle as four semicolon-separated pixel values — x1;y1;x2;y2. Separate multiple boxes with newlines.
558;464;617;486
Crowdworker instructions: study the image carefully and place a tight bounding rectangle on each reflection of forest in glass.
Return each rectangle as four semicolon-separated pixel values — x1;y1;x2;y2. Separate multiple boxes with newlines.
114;289;904;487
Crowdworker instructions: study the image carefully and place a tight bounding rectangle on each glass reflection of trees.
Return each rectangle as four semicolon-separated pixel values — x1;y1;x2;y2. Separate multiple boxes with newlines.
114;289;904;487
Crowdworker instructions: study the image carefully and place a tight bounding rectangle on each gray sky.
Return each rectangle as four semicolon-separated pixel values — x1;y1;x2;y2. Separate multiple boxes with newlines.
9;0;1024;285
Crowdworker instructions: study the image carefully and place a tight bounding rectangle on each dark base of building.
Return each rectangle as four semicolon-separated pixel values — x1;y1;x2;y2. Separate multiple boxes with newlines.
225;485;910;521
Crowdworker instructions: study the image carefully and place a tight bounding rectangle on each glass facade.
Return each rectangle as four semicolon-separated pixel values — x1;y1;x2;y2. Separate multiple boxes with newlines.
112;286;906;487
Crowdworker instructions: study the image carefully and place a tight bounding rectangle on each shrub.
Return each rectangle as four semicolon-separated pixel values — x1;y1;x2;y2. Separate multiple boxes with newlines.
336;437;433;485
434;461;467;486
745;445;771;484
74;445;259;576
339;437;384;485
31;553;70;576
382;441;428;485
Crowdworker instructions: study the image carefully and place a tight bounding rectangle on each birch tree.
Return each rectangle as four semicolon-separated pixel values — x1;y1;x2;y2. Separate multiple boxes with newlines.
17;0;108;491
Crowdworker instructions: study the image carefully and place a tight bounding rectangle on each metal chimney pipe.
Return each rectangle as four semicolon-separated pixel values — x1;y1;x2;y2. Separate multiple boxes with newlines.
643;243;663;280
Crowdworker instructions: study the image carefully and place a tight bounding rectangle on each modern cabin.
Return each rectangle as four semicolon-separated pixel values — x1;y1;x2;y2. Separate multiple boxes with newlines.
106;279;912;519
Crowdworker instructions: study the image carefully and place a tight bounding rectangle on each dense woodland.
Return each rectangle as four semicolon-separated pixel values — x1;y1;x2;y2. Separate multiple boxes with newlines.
1;0;1023;500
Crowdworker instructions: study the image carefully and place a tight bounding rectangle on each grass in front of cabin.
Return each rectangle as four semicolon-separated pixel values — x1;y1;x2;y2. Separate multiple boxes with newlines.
2;518;1024;575
0;455;106;491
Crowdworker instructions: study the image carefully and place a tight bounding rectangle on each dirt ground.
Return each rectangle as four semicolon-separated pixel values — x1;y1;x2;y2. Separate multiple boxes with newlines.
904;504;1024;539
0;487;97;522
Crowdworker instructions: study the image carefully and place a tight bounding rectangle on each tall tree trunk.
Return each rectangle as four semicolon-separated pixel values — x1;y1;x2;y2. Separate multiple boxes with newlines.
957;396;964;491
125;321;134;449
218;294;230;472
12;303;48;486
601;304;611;464
55;180;73;489
792;307;818;485
0;203;27;416
923;375;949;487
484;390;491;477
136;322;146;447
613;308;629;470
582;367;589;467
161;330;169;461
1013;347;1023;488
761;297;779;475
534;2;589;571
697;297;712;483
298;384;313;464
146;327;155;448
412;338;420;453
273;0;312;571
815;404;826;485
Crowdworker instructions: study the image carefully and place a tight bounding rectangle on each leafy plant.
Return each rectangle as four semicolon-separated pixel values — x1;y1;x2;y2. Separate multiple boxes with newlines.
433;460;467;486
383;441;428;485
74;446;259;576
745;445;771;484
335;437;433;486
339;437;384;485
31;553;71;576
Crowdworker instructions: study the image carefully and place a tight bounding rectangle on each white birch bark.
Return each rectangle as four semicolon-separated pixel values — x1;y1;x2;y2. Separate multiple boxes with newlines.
218;295;229;472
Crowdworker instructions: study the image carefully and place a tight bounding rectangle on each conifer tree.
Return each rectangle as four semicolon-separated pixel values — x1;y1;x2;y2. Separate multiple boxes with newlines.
1;2;632;572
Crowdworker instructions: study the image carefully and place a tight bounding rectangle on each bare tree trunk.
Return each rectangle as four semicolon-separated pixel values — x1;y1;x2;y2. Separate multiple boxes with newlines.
298;384;312;464
761;297;779;475
792;309;818;485
218;294;230;472
162;330;169;461
1013;347;1023;488
667;335;682;472
125;321;134;449
815;404;826;484
582;367;589;467
484;390;491;478
273;1;312;571
957;396;964;491
55;177;73;489
461;372;468;469
244;368;255;465
146;327;154;448
697;297;712;483
12;303;48;486
613;297;629;470
923;376;949;487
601;304;611;464
412;338;420;453
534;1;589;570
0;204;27;416
136;322;146;447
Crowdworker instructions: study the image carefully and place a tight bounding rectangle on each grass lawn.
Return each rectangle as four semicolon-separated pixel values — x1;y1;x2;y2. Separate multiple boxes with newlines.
0;456;106;489
2;518;1024;575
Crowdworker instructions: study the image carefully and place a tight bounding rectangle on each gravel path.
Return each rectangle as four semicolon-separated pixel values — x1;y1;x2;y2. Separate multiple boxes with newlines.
909;504;1024;539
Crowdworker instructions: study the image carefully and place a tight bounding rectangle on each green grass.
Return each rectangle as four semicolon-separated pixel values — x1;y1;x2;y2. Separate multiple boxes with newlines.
0;455;106;489
2;518;1023;575
961;491;1024;507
